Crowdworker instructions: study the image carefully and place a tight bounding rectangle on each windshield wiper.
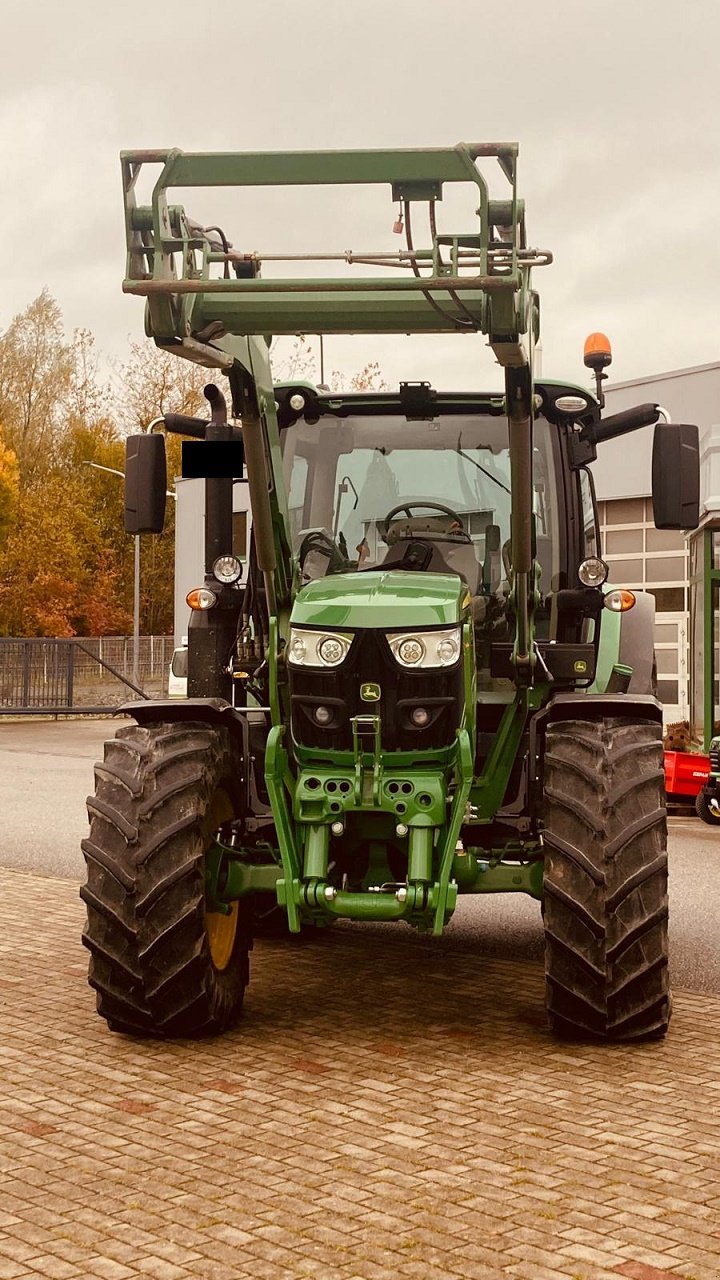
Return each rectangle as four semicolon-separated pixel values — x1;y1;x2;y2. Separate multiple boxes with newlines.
455;440;511;495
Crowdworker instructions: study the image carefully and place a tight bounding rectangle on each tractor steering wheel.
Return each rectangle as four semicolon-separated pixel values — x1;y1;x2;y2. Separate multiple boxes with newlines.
382;500;467;540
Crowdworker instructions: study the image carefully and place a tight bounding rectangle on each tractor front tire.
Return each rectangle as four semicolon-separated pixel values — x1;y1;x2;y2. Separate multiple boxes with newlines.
542;717;670;1041
81;721;250;1038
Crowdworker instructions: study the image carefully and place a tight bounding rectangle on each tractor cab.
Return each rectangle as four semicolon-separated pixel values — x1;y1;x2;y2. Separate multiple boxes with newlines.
277;383;604;697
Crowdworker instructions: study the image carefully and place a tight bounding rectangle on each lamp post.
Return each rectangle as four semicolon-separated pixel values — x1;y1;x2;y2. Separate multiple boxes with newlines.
82;461;175;690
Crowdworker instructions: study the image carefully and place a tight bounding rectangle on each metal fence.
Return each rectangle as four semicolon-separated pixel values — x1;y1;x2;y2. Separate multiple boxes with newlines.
0;636;175;714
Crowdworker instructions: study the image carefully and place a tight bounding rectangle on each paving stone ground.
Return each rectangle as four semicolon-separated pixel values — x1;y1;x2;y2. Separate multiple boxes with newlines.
0;866;719;1280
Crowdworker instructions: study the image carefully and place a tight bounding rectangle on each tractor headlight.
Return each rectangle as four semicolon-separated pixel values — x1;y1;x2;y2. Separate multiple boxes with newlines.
387;626;462;669
212;554;243;585
578;557;609;587
288;627;352;667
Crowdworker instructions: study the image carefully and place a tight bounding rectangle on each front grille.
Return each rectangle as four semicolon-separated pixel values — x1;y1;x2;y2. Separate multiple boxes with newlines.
289;630;463;753
710;748;720;773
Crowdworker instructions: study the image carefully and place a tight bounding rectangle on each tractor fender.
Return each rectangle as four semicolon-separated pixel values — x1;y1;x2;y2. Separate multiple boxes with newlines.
539;691;663;727
618;589;656;694
591;589;656;696
117;697;266;747
527;692;664;816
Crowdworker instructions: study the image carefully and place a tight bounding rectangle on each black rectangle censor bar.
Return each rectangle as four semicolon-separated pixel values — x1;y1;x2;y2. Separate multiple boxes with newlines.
181;441;245;479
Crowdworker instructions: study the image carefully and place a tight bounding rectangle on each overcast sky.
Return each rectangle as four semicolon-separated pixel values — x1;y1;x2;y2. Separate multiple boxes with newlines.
1;0;718;396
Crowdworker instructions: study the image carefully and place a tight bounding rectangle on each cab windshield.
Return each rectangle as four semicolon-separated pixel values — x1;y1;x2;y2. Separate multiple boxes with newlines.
281;412;561;603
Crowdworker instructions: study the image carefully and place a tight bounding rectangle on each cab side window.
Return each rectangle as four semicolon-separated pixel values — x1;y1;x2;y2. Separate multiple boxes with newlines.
580;468;600;559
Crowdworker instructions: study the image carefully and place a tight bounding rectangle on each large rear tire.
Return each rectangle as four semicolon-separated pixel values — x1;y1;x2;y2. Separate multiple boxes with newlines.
542;717;670;1041
81;721;250;1038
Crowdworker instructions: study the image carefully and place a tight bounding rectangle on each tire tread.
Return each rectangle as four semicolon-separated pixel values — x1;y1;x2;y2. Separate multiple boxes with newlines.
81;721;249;1038
543;716;670;1041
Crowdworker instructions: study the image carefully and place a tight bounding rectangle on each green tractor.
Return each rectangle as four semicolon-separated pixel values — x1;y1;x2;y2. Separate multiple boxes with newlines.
82;143;700;1040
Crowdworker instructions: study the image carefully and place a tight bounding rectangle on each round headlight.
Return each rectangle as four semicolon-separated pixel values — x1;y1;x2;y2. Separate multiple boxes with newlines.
213;555;243;585
313;705;333;725
398;637;425;666
436;635;460;665
318;636;348;666
289;634;306;663
578;557;609;588
289;392;305;411
410;707;430;727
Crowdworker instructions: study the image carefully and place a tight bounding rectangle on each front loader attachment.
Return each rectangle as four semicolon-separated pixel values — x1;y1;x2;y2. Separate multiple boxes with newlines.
121;143;549;363
122;142;549;683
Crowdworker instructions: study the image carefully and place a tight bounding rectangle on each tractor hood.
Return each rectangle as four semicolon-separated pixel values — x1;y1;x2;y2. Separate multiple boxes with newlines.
290;570;466;630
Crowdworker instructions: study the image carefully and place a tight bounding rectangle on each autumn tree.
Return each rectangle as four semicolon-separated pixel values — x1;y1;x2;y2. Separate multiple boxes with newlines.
271;335;318;383
271;335;390;394
114;341;208;431
0;430;18;547
0;291;391;639
330;360;388;392
0;290;74;485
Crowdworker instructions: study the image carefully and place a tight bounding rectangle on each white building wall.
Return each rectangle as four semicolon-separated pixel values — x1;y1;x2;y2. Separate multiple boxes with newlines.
590;361;720;723
591;362;720;501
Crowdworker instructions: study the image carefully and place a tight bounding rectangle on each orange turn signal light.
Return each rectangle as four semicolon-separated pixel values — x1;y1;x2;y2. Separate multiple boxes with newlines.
583;331;612;369
186;587;217;610
603;589;636;613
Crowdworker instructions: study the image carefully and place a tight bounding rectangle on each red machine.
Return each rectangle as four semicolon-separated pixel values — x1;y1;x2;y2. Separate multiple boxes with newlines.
664;751;710;799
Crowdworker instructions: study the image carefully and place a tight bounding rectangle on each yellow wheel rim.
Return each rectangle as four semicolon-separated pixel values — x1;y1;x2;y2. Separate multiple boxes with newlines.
205;901;240;971
203;786;238;972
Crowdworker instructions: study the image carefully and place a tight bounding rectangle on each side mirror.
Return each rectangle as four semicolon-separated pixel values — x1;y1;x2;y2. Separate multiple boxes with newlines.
651;422;700;530
124;434;167;534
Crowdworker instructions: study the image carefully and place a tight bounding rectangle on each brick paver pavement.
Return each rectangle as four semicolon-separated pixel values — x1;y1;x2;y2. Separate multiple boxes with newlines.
0;866;719;1280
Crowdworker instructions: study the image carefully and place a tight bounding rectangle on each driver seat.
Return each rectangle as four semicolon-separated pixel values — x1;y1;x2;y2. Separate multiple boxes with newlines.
380;537;482;592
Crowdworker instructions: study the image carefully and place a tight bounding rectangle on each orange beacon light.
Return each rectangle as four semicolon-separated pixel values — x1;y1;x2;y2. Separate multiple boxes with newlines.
583;332;612;406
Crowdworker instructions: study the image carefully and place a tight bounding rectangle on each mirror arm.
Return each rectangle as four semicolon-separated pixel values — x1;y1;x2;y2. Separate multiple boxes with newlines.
580;402;660;446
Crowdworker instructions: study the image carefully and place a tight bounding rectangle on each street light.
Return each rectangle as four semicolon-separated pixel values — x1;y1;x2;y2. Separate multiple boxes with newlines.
82;461;175;689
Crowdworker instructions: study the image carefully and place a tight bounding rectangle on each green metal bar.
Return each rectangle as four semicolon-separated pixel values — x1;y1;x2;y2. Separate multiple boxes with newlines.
310;888;413;922
303;880;456;923
264;726;302;932
408;827;433;884
124;143;514;189
122;142;547;352
303;824;330;881
218;858;282;901
125;274;517;295
506;365;535;683
452;853;543;900
267;616;282;727
351;714;383;805
469;688;544;820
190;291;489;337
432;728;474;935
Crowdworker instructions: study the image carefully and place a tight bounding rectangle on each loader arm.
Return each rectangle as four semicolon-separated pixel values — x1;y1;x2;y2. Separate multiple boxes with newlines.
121;143;550;679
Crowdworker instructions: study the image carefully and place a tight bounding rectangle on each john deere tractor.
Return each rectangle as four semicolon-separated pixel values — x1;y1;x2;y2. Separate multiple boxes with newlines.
81;144;700;1040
